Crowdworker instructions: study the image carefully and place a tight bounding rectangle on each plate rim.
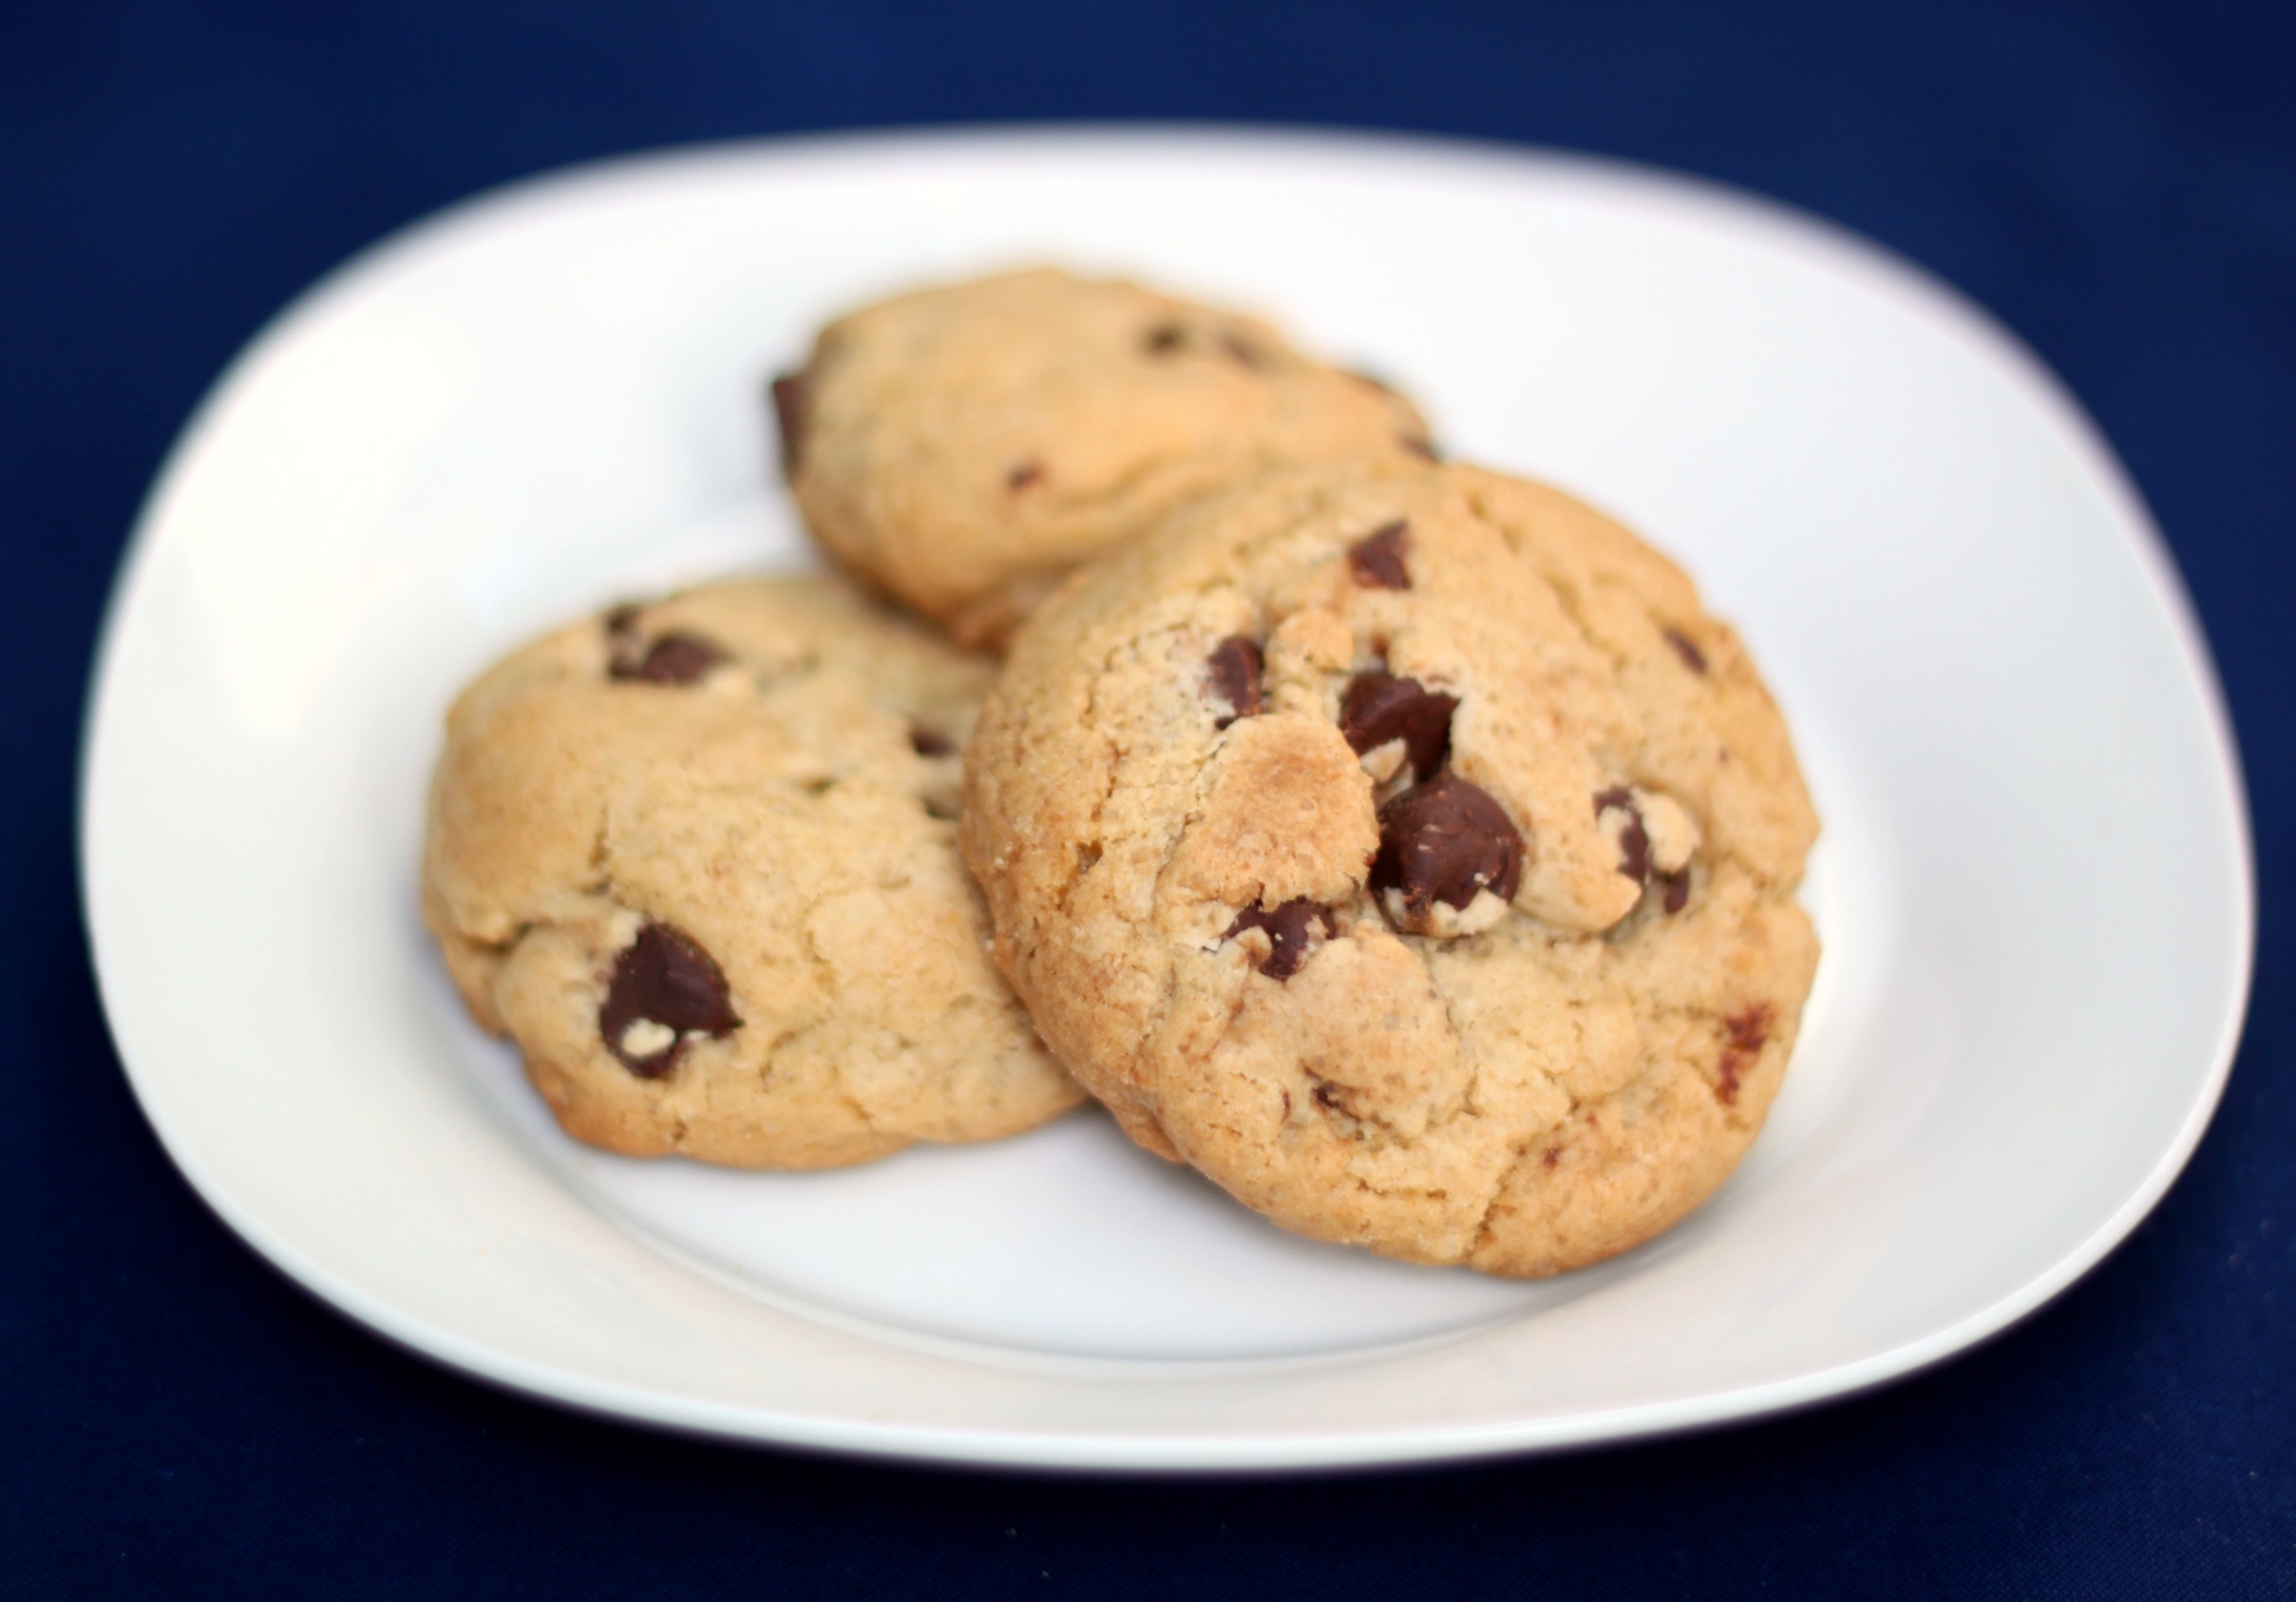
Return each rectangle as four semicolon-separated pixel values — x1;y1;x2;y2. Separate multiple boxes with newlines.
80;122;2257;1471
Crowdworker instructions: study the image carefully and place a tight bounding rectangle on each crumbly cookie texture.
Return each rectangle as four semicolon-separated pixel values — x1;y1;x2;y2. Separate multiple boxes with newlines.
962;460;1819;1275
423;574;1082;1169
772;267;1435;650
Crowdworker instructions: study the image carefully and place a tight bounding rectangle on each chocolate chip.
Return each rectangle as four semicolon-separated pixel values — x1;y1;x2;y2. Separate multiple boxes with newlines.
909;726;957;758
1663;627;1708;675
1593;786;1652;884
1659;868;1691;914
602;602;643;637
1399;435;1440;462
769;372;807;477
1618;822;1651;884
1340;673;1457;781
610;632;727;685
1205;636;1263;728
1725;1003;1773;1055
1712;1006;1769;1104
1370;772;1524;931
1006;460;1044;491
1144;322;1186;355
600;923;741;1078
1346;521;1412;589
1222;898;1338;981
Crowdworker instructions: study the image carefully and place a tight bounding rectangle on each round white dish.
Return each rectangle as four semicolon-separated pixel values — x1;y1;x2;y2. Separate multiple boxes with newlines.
83;127;2251;1470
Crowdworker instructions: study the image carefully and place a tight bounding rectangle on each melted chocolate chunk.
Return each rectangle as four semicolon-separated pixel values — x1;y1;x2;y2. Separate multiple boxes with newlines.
1370;772;1524;927
1143;322;1186;355
1659;868;1691;914
600;924;742;1078
1346;521;1412;589
1663;627;1708;675
909;727;957;758
1006;460;1044;491
769;372;807;477
1205;636;1264;728
1593;786;1652;883
610;632;727;685
1222;898;1338;982
1339;673;1457;781
602;602;643;637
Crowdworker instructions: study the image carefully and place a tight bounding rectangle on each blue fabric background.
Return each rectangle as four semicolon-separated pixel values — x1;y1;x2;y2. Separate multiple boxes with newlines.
6;2;2291;1594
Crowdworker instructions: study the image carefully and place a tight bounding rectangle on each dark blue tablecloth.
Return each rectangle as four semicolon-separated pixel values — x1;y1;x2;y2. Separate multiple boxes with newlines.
8;2;2291;1594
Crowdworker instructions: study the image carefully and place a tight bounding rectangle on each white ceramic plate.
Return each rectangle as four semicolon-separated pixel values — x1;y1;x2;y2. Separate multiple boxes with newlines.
83;128;2251;1471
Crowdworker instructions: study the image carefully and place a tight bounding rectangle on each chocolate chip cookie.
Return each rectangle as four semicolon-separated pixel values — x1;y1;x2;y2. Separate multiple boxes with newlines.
771;267;1434;649
961;459;1819;1274
423;574;1082;1168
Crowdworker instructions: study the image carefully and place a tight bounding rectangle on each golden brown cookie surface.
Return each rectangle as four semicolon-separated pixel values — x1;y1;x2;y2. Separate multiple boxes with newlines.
424;574;1082;1169
962;460;1818;1274
774;267;1433;648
